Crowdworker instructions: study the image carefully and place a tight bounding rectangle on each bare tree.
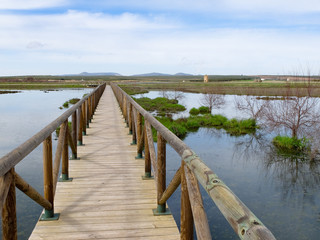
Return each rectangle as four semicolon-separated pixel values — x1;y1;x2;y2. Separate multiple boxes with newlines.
234;96;267;120
200;90;225;112
168;90;185;101
262;88;320;138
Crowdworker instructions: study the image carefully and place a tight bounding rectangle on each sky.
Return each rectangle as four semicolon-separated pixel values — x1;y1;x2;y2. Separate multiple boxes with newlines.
1;0;320;76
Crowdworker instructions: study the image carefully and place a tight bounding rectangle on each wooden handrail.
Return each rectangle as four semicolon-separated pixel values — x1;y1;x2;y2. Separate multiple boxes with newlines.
0;83;106;239
0;84;105;176
111;82;276;240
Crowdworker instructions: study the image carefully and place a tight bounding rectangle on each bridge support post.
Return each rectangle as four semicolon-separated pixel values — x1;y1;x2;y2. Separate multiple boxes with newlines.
2;168;17;240
82;102;87;136
128;103;133;134
78;107;84;146
41;135;59;221
71;111;79;159
142;123;152;180
60;123;72;182
180;160;194;239
136;112;144;159
153;133;170;215
86;99;90;128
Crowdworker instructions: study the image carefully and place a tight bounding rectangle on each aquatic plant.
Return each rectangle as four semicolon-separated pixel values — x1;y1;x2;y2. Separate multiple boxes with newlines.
272;136;311;153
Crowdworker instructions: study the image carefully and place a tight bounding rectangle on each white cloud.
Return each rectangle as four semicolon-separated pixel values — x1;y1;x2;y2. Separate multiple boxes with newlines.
79;0;320;14
0;0;67;10
0;10;320;75
223;0;320;13
26;41;45;49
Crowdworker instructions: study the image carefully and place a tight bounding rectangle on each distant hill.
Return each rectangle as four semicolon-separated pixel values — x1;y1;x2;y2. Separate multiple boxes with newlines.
61;72;122;76
79;72;122;76
60;72;193;77
132;72;193;77
174;73;193;76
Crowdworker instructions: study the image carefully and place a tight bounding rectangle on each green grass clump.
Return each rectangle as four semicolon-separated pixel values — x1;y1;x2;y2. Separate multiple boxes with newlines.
189;108;200;115
223;118;257;135
155;117;188;140
186;118;201;130
62;101;69;108
272;136;310;153
61;98;81;109
134;97;186;113
69;98;80;104
198;106;210;114
209;114;228;126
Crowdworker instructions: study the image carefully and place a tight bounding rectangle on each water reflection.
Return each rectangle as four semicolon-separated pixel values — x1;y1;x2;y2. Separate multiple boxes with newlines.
0;88;92;239
136;90;320;239
232;132;320;202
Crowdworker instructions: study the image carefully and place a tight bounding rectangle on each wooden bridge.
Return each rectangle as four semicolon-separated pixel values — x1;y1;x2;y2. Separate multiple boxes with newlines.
0;83;276;239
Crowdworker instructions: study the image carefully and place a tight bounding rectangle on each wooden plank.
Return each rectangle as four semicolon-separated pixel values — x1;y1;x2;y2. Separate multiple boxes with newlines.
29;86;179;240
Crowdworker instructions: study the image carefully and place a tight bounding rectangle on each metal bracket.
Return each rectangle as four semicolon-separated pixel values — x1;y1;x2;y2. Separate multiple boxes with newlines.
40;210;60;221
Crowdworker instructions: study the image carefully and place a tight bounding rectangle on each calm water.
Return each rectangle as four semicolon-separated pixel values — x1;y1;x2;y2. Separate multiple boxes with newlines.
0;89;92;239
1;89;319;239
136;91;320;239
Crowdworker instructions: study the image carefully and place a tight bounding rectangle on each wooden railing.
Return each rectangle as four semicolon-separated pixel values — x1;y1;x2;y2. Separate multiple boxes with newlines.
0;84;106;240
111;83;276;240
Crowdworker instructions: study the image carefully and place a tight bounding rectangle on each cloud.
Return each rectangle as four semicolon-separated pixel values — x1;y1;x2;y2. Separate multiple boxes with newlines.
75;0;320;14
0;0;66;10
26;41;45;49
0;10;320;76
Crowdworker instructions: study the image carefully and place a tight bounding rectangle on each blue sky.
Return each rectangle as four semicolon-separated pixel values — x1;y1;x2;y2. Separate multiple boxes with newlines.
1;0;320;76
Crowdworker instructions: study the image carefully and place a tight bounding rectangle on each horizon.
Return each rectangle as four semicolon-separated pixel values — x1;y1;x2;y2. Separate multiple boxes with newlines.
1;1;320;76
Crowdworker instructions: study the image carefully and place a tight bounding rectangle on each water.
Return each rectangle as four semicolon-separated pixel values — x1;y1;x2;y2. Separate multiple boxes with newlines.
136;91;320;239
1;89;319;239
0;88;92;239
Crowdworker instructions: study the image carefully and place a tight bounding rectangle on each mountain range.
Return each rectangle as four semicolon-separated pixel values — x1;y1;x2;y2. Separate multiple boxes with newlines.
62;72;193;77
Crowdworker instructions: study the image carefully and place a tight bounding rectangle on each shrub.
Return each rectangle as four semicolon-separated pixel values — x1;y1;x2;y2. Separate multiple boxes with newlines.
209;114;228;126
69;98;80;104
198;106;210;114
62;101;69;108
272;136;310;153
135;97;186;114
186;118;201;130
189;108;200;115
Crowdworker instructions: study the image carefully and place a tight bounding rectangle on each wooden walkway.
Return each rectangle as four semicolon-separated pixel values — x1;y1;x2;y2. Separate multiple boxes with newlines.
29;86;180;239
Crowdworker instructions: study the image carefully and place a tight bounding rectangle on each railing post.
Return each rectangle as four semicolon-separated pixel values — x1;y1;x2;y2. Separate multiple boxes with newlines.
71;111;78;159
82;102;86;136
78;106;83;145
142;123;152;179
2;168;17;240
128;103;133;134
86;99;90;128
88;96;92;123
131;108;137;145
136;112;144;159
181;160;194;240
123;96;128;125
61;121;72;182
41;135;59;220
153;132;170;215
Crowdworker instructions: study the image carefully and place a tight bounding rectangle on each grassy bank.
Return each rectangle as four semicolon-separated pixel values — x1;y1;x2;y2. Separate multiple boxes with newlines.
120;81;320;97
134;97;186;115
0;83;90;90
154;114;257;141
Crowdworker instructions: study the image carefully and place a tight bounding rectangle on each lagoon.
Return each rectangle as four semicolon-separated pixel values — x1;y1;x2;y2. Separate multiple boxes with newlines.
0;89;319;239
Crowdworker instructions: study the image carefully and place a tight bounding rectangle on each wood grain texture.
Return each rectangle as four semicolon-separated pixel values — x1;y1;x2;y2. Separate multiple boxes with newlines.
180;161;193;240
29;86;179;240
184;164;211;240
2;168;17;240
